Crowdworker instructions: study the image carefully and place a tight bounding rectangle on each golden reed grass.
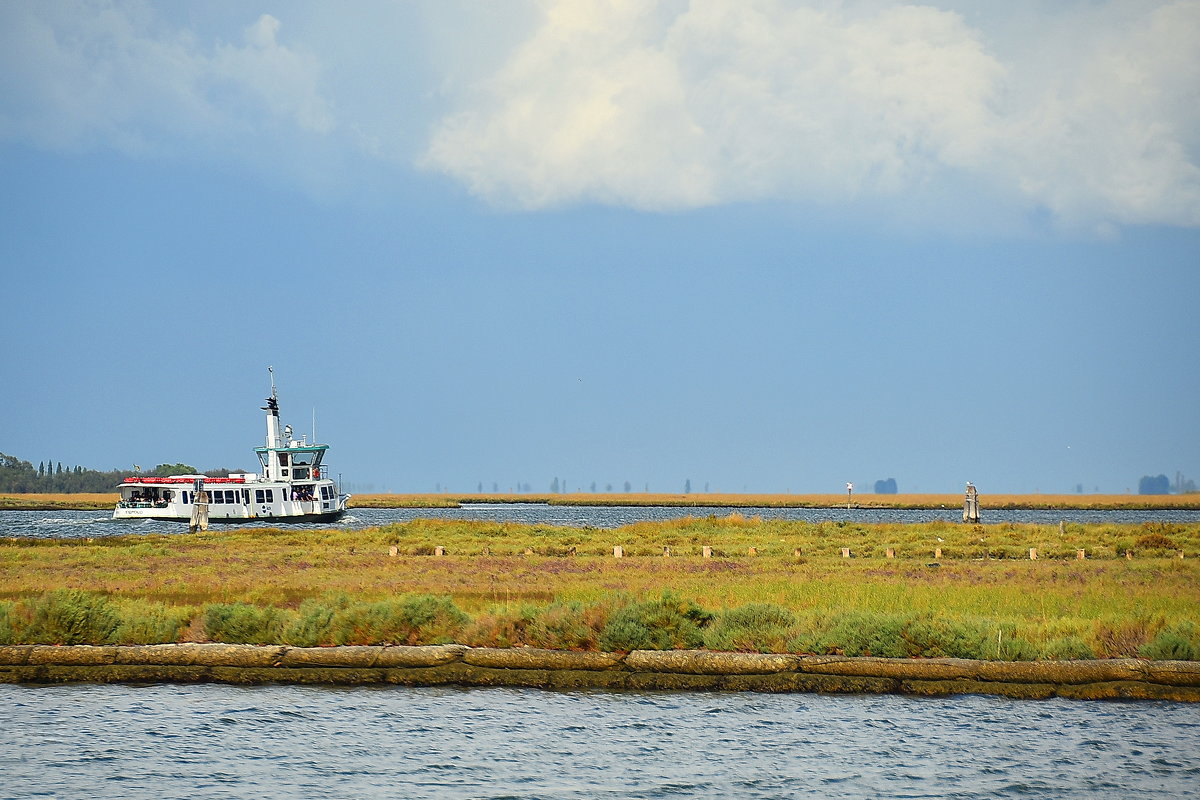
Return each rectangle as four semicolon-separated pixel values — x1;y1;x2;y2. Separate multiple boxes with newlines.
1;493;118;510
350;492;1200;509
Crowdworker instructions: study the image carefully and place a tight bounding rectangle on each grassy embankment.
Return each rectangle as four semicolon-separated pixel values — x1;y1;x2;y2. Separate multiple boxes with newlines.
2;517;1198;660
7;491;1198;511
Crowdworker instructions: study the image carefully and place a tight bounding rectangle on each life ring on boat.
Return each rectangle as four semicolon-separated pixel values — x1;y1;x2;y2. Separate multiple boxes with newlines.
312;468;320;479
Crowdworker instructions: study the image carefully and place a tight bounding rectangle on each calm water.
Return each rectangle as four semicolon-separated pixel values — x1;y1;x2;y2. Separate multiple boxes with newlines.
4;505;1199;539
2;684;1198;799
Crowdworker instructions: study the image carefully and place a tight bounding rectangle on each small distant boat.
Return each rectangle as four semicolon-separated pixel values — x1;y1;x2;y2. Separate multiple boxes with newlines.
113;370;350;523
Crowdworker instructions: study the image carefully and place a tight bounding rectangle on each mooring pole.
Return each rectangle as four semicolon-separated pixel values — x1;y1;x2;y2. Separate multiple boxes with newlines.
846;482;853;510
963;482;980;524
189;477;209;533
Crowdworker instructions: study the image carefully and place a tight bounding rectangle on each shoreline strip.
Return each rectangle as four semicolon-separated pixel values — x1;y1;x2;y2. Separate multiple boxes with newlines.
1;644;1197;701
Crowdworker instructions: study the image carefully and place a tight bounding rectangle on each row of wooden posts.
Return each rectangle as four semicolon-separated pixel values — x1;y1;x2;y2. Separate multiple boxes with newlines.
387;545;1185;559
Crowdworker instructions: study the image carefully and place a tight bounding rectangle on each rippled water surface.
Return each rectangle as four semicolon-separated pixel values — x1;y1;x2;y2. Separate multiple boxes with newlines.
5;505;1200;539
2;685;1197;799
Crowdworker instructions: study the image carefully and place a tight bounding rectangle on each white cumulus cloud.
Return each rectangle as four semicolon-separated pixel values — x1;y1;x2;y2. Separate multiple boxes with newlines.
423;0;1200;229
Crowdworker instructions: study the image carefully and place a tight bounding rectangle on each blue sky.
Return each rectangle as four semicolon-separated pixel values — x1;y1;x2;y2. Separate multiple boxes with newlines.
2;1;1197;494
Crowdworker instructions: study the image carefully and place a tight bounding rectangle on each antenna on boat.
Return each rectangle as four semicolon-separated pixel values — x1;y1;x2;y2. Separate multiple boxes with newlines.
312;407;317;444
263;366;279;413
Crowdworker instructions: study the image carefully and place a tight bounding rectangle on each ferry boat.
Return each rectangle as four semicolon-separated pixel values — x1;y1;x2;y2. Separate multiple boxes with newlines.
113;371;350;523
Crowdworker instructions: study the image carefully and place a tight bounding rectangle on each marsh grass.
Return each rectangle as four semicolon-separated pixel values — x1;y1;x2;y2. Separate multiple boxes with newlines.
0;586;1191;660
1;518;1196;658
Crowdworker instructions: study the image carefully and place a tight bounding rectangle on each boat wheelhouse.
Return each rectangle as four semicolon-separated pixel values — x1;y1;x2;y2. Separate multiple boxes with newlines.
113;371;350;523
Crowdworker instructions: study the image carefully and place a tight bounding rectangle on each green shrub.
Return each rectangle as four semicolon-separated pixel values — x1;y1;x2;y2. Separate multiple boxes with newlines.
996;634;1041;661
786;612;1001;660
899;615;992;659
463;607;527;647
202;603;288;644
460;606;537;648
110;600;192;644
598;592;713;651
1140;622;1199;660
705;604;796;653
1040;636;1095;660
281;595;353;647
329;595;468;645
526;603;601;650
25;590;121;645
809;611;911;658
0;601;18;645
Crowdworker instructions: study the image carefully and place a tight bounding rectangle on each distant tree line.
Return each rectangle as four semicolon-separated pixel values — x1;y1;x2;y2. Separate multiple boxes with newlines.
873;478;898;494
0;451;241;493
1137;473;1196;495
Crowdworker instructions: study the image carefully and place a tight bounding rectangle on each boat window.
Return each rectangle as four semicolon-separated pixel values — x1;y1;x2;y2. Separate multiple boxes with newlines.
290;452;315;466
224;490;234;503
255;489;264;504
265;489;274;503
243;489;250;504
278;452;289;467
213;492;223;504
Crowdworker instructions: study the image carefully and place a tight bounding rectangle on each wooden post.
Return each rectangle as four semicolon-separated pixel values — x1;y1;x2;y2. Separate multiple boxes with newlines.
1076;549;1085;560
1029;548;1037;560
934;547;942;559
1125;549;1132;560
189;478;209;533
1059;521;1066;535
841;547;851;558
702;546;712;558
613;546;623;558
434;546;445;556
1179;550;1185;560
388;546;398;557
962;482;980;523
886;548;895;559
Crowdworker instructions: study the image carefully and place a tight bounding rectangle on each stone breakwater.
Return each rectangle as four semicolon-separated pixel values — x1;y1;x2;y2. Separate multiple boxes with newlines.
1;644;1198;701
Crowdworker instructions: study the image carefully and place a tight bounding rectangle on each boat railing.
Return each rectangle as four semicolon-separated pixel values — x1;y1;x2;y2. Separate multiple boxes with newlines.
116;500;170;509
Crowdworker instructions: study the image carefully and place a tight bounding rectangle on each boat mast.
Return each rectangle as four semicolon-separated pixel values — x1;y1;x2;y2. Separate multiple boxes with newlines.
262;367;285;480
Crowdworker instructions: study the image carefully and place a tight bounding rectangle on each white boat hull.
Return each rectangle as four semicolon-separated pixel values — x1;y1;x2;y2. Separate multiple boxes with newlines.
113;478;349;523
112;506;347;523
